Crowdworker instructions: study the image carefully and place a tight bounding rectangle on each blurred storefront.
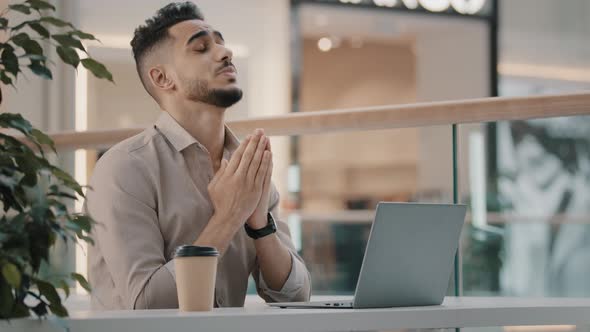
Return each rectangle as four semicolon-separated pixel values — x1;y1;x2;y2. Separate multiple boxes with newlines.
290;0;493;294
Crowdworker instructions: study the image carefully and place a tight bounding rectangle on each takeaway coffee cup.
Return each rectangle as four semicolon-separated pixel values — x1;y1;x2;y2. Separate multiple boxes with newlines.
174;245;219;312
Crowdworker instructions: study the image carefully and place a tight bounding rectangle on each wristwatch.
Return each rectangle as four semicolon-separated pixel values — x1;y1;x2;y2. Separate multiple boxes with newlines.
244;212;277;239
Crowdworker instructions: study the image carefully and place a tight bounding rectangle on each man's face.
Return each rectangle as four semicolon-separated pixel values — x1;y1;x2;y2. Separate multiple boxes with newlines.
166;19;242;107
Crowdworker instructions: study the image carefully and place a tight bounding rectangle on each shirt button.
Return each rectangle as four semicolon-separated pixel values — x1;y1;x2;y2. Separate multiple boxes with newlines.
218;295;225;306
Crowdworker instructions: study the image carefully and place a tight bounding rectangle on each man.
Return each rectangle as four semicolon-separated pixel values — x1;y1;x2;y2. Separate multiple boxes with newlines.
84;2;311;310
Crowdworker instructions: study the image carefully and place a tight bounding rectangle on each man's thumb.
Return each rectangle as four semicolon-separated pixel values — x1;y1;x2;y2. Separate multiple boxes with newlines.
220;159;228;172
211;159;228;185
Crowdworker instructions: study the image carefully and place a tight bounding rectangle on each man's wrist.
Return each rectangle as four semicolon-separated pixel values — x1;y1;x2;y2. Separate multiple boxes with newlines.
247;214;268;230
194;213;240;252
212;211;243;227
245;212;277;240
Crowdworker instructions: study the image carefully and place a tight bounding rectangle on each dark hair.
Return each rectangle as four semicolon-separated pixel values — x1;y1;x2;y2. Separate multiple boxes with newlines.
130;2;204;98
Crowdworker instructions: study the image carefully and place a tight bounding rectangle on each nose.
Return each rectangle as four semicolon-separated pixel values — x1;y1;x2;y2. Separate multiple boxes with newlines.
217;44;233;63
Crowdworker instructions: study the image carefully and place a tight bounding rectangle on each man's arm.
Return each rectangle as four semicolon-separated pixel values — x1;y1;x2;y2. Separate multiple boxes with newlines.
87;130;271;309
253;226;294;291
86;149;180;309
252;186;312;302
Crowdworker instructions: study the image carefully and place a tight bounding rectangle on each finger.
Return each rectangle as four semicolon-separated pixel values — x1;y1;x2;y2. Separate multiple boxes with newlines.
220;158;228;173
246;135;267;183
237;129;263;175
227;135;251;173
266;136;271;152
255;151;271;188
265;155;273;184
210;159;228;187
261;154;273;194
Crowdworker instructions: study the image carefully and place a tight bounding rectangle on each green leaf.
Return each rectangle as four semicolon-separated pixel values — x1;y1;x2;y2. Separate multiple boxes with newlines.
50;166;83;196
12;302;30;318
28;60;52;79
22;39;44;56
64;220;82;233
31;128;56;153
47;198;69;214
81;58;113;82
0;43;15;52
77;233;94;246
0;18;8;29
52;34;85;52
56;46;79;68
14;154;40;186
0;280;16;318
49;302;68;317
48;191;77;200
58;280;70;298
71;215;92;232
36;279;61;304
0;71;13;85
19;53;47;62
11;20;33;31
11;32;31;47
68;30;98;41
1;47;20;77
2;262;21;288
8;4;31;14
29;22;50;38
26;0;56;11
0;113;33;135
70;273;91;292
39;16;73;28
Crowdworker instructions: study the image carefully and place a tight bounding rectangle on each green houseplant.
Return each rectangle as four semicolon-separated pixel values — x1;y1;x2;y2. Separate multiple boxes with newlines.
0;0;113;318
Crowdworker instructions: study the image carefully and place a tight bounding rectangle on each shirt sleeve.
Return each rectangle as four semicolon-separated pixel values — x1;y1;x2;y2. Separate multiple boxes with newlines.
85;148;178;309
252;183;312;302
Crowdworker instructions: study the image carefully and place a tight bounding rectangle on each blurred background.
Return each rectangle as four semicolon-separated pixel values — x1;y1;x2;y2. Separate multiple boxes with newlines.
2;0;590;327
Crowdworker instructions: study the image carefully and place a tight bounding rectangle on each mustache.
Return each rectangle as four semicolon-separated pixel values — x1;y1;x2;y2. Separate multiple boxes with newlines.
216;61;236;74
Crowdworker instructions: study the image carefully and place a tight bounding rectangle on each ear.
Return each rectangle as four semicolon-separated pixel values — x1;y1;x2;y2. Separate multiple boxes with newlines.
148;65;175;92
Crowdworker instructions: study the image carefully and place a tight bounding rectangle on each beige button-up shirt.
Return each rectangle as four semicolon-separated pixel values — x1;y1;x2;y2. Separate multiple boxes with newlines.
84;111;311;310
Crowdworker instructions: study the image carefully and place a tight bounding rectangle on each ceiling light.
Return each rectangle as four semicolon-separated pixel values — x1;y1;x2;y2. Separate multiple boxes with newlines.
374;0;398;7
419;0;451;12
451;0;486;14
318;37;333;52
401;0;419;9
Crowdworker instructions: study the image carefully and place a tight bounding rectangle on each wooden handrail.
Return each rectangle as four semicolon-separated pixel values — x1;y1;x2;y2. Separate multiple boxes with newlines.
23;91;590;150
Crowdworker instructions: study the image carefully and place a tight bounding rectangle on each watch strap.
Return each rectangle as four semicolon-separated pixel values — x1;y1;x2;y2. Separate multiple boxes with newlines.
244;212;277;239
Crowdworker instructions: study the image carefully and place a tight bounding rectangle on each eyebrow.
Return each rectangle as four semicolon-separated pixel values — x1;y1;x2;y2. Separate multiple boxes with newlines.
186;30;224;46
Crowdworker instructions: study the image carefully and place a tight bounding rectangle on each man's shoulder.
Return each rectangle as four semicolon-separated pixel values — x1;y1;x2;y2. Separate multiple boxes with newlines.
100;126;169;162
110;126;159;154
87;127;161;205
93;126;167;176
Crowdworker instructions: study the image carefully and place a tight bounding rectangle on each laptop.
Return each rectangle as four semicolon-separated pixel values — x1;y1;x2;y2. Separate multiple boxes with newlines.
268;202;467;309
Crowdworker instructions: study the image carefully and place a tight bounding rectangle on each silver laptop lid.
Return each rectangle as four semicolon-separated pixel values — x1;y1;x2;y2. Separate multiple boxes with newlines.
352;202;466;308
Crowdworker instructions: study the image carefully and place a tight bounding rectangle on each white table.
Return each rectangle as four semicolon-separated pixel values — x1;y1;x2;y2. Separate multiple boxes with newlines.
5;297;590;332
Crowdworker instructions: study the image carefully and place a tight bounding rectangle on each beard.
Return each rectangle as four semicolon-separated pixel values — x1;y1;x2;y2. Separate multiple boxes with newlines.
182;76;243;108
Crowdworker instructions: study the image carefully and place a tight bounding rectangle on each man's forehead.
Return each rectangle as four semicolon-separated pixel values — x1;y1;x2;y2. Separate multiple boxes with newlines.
169;20;215;39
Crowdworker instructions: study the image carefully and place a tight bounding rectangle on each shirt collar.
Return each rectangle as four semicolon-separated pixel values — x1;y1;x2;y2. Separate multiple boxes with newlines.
154;111;240;153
